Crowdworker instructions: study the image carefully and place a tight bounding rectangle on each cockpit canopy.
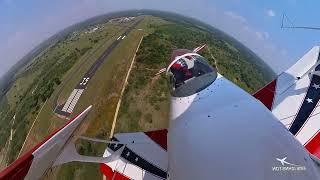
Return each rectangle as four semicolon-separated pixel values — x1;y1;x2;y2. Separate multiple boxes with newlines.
166;53;217;97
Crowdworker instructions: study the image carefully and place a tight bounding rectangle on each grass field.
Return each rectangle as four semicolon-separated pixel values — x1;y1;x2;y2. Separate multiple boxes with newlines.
49;19;146;179
0;20;138;167
37;15;274;179
0;13;275;179
18;21;138;156
52;16;174;180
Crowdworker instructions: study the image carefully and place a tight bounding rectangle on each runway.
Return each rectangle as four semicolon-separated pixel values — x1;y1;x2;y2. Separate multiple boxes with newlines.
55;18;143;117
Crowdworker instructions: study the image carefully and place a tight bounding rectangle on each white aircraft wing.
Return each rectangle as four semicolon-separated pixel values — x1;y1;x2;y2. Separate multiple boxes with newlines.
100;129;168;180
253;46;320;159
0;105;120;180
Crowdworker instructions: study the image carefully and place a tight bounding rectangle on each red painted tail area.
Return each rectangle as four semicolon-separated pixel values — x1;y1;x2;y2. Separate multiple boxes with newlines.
144;129;168;150
100;163;130;180
253;79;277;110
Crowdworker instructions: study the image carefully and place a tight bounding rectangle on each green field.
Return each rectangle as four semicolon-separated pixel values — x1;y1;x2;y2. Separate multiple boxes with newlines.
0;12;275;180
49;19;146;179
20;22;130;150
0;19;137;166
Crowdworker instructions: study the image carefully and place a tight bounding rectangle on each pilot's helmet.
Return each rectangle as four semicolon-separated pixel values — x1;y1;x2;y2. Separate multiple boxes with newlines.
172;58;187;70
177;59;187;68
183;56;195;69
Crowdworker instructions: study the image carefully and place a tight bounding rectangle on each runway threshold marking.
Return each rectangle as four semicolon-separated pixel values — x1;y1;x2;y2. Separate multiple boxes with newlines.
109;36;144;138
62;89;84;113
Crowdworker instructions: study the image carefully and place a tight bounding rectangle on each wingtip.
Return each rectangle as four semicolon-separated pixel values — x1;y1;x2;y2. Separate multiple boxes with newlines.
86;105;93;110
81;105;93;115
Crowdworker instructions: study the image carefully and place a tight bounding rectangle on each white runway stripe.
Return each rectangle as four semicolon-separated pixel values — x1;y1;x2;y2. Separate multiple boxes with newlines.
67;89;84;113
62;89;78;112
62;89;84;113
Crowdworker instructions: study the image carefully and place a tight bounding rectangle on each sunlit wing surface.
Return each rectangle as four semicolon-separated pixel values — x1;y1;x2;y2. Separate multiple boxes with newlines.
0;106;95;180
254;46;320;158
168;70;320;179
100;130;168;180
164;48;320;179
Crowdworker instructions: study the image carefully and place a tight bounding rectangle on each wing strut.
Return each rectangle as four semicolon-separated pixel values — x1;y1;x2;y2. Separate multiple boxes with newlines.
53;139;125;166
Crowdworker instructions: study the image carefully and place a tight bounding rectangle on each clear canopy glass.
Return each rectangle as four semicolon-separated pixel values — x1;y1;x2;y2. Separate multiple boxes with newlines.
167;54;217;97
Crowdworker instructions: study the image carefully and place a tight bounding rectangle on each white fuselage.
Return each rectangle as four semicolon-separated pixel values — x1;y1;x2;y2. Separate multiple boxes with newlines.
167;74;320;179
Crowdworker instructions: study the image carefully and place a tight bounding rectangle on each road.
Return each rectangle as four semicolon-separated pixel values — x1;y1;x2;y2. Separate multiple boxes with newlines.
54;18;143;117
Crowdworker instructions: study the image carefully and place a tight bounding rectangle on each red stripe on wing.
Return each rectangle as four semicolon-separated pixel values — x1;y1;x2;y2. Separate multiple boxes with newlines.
144;129;168;150
305;131;320;159
253;79;277;110
100;163;130;180
0;153;33;180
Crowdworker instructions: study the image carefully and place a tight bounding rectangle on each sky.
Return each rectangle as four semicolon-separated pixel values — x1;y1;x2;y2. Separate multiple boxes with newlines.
1;0;320;77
